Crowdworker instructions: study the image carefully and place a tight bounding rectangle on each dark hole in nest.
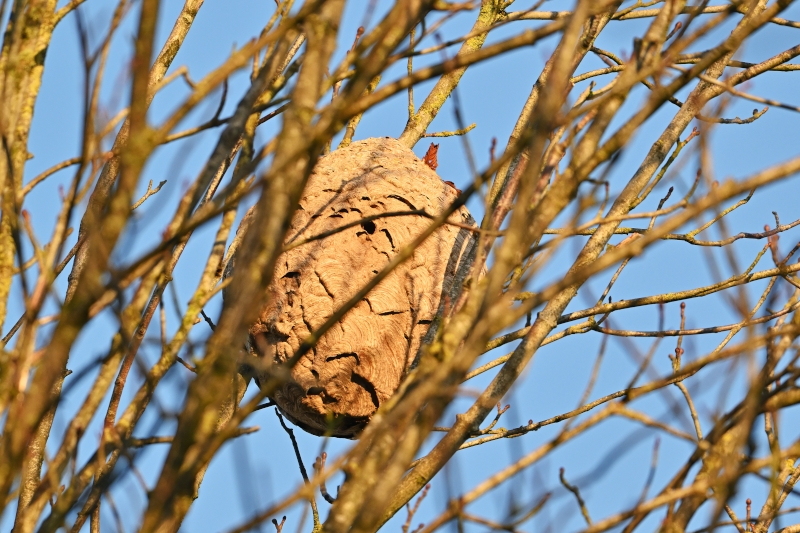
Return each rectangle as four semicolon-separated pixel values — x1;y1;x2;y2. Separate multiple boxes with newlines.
361;220;376;234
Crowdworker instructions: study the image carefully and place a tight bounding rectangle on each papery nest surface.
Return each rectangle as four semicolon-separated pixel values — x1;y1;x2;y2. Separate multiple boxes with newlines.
227;137;479;437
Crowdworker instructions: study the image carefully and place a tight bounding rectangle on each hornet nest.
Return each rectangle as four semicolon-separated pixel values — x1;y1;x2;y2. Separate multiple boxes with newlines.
226;137;479;438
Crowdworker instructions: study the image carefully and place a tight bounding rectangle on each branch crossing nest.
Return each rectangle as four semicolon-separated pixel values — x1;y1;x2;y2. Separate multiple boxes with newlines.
228;137;479;437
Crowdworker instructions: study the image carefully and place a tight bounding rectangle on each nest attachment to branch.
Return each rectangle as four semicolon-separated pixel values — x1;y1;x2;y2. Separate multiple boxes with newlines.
229;137;479;438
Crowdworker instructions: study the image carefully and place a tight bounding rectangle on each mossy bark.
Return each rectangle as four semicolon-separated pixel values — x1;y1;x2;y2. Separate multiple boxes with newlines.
0;0;58;331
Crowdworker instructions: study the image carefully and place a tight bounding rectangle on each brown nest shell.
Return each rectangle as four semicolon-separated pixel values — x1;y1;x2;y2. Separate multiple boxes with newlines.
228;137;479;438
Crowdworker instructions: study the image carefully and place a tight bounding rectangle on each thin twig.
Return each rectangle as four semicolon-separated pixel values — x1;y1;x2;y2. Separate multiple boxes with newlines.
313;452;337;504
131;180;167;210
275;409;320;530
423;123;476;137
560;468;592;526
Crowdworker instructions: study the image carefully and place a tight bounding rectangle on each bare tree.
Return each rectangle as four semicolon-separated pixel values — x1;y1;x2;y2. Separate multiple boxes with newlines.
2;0;800;532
